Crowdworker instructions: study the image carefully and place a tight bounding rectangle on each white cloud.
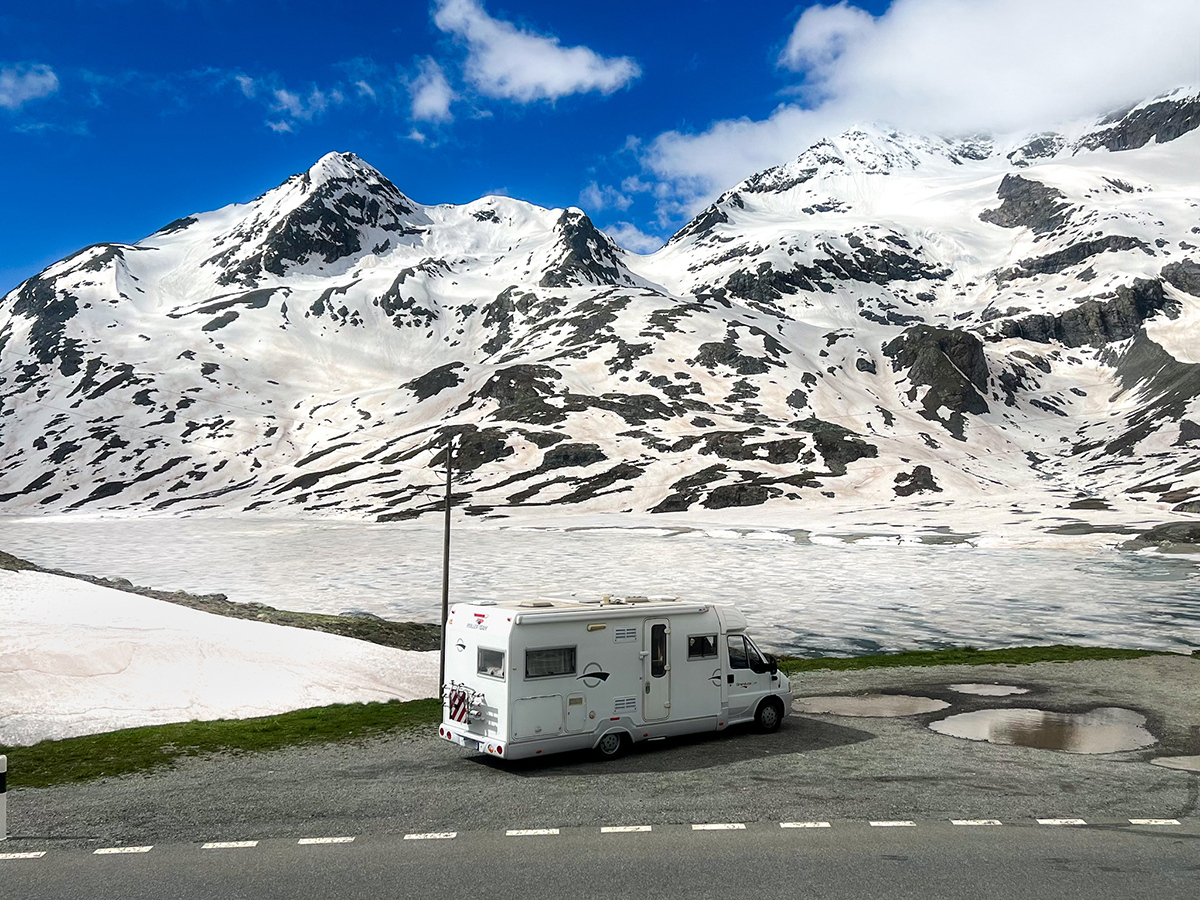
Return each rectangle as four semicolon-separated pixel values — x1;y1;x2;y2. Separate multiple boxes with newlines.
409;57;456;123
355;79;377;101
643;0;1200;218
778;2;874;74
407;128;427;143
266;119;294;133
0;63;59;111
432;0;640;103
271;87;331;121
603;222;664;255
579;181;632;211
235;74;256;98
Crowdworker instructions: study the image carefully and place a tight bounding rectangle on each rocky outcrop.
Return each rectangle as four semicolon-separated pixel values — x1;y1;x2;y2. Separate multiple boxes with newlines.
993;279;1177;348
884;326;990;439
979;174;1070;233
1077;94;1200;152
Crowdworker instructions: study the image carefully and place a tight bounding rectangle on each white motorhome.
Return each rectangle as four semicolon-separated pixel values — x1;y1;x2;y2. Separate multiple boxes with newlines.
438;596;792;761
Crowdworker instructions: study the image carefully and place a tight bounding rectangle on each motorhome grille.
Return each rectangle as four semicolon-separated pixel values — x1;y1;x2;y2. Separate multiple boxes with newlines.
614;697;637;713
614;627;637;642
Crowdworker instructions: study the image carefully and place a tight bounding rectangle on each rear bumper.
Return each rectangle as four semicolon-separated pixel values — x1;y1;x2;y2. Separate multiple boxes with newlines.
438;723;508;758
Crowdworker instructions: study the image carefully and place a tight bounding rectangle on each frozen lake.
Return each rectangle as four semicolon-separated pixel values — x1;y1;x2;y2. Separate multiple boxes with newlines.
2;516;1198;657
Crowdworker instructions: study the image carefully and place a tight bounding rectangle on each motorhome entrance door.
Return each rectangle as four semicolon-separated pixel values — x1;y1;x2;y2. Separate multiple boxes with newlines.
643;618;670;720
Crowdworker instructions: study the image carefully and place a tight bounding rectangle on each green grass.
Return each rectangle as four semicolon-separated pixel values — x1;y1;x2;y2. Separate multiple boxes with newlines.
1;698;442;789
4;645;1186;790
776;644;1170;675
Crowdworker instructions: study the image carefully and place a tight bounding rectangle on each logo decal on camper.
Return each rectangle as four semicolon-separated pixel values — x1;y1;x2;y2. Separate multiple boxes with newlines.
578;662;611;686
455;639;466;652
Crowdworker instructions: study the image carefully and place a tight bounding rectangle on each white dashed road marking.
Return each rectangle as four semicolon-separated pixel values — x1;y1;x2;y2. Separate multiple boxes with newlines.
0;852;46;860
94;846;153;854
951;820;1002;826
201;841;259;849
506;829;558;837
692;823;746;831
870;821;916;827
780;821;831;828
601;825;651;833
1037;819;1086;826
297;837;354;845
1129;819;1180;826
404;833;458;841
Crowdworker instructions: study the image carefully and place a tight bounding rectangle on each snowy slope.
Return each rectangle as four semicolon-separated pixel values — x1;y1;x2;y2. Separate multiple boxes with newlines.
0;568;438;745
1;89;1198;525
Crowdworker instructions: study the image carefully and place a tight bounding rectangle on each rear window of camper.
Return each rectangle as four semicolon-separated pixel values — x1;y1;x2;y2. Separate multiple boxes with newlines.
478;647;505;680
688;635;718;659
525;646;576;678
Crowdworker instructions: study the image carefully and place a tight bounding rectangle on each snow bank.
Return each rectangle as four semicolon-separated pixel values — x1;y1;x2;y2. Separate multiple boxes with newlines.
0;569;438;746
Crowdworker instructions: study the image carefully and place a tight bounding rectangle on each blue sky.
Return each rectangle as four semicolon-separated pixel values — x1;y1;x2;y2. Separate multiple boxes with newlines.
1;0;1194;292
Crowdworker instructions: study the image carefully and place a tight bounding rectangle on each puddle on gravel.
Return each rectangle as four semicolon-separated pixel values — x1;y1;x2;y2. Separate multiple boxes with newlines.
792;694;950;717
929;707;1156;753
947;683;1030;697
1149;755;1200;773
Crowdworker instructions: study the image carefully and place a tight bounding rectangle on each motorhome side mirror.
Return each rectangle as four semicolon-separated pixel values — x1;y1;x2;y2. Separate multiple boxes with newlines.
768;654;778;675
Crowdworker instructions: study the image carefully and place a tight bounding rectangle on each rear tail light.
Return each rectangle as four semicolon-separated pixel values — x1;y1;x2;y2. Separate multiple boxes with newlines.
497;745;503;755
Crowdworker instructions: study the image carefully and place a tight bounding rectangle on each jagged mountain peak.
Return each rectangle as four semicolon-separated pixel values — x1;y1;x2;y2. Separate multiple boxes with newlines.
2;88;1199;524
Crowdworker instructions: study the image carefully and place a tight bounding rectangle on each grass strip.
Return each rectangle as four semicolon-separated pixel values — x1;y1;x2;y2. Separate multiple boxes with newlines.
777;644;1170;674
1;698;442;789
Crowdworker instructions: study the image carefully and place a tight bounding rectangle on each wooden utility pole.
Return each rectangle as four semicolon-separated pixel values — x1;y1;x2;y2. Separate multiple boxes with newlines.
438;435;453;693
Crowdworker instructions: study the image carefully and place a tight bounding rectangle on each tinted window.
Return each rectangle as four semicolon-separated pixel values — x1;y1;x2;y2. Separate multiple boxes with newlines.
477;647;505;680
727;634;748;669
651;624;667;678
688;635;718;660
525;646;576;678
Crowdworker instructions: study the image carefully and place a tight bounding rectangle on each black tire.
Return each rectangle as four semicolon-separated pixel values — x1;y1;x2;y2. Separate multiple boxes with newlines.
755;698;784;733
595;731;629;760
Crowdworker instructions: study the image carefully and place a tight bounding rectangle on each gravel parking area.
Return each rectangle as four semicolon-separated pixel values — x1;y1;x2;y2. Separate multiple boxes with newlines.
6;656;1197;849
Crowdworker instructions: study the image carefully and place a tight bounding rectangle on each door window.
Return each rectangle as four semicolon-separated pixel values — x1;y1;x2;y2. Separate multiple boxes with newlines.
727;634;748;669
745;636;767;671
650;623;667;678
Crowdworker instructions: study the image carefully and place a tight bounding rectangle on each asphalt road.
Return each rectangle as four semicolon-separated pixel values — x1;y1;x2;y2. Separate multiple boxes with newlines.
3;820;1197;900
4;656;1197;898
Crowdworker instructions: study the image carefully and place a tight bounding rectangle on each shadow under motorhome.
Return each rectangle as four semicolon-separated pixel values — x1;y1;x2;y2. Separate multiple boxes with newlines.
439;596;792;761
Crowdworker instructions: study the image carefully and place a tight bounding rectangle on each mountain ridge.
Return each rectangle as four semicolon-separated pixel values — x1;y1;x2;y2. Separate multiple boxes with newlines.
2;89;1199;525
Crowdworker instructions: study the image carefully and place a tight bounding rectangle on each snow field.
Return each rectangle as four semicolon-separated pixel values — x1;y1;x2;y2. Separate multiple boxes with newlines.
0;569;438;746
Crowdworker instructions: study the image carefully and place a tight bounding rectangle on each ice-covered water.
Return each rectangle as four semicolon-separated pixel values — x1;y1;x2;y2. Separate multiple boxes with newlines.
2;516;1198;657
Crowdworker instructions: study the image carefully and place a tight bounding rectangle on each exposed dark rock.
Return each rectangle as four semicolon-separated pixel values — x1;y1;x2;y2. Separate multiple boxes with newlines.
155;216;198;235
997;235;1152;282
542;442;606;469
1006;133;1065;167
703;481;771;509
474;365;564;424
9;273;84;375
1078;94;1200;152
1119;521;1200;550
979;174;1070;233
993;279;1177;348
403;362;465;401
893;464;941;496
790;417;878;475
740;166;818;194
540;211;629;287
855;357;877;374
695;334;771;375
1161;259;1200;296
669;202;730;243
786;389;808;410
884;326;989;439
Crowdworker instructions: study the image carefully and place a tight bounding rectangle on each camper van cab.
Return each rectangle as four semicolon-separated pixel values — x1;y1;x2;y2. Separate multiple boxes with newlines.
439;596;792;761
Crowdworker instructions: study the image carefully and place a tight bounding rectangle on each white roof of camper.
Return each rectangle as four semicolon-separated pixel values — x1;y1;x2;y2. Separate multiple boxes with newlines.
453;596;745;626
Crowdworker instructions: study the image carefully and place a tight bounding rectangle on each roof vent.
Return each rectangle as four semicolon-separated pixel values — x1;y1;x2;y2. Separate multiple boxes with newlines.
518;600;554;608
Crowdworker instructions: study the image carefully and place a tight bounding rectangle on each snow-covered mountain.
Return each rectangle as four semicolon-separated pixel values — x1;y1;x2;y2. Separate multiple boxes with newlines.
2;89;1199;524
